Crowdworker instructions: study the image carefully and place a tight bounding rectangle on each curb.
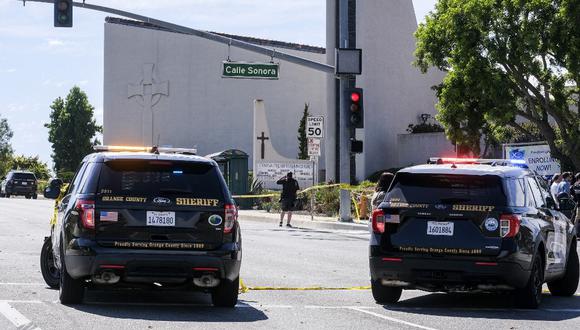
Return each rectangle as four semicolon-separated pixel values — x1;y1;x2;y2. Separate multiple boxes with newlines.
239;211;369;232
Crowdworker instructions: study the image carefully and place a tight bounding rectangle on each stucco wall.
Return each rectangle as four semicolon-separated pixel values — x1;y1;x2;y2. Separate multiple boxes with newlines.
103;22;327;168
397;132;456;167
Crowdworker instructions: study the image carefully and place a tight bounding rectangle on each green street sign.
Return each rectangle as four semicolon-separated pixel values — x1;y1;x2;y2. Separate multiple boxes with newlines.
222;61;279;80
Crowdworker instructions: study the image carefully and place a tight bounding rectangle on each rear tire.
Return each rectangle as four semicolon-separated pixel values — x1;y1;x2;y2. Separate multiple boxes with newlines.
40;238;60;289
548;242;579;296
32;194;38;200
211;277;239;308
5;194;10;198
59;249;84;304
515;252;543;309
371;279;402;304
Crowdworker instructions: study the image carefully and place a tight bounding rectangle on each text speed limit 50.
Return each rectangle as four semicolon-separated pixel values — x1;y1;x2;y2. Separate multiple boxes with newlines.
306;116;324;138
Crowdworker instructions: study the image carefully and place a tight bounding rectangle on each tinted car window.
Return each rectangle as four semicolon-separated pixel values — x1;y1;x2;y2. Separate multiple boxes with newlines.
386;173;506;205
526;177;545;208
97;160;225;200
506;178;526;207
12;173;36;180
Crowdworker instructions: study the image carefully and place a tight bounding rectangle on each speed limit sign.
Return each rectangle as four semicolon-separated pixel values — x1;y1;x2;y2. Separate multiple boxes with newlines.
306;116;324;138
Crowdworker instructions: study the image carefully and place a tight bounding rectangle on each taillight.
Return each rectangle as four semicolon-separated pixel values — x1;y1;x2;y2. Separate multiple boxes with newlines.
372;209;385;234
75;199;95;229
224;204;237;234
500;214;520;238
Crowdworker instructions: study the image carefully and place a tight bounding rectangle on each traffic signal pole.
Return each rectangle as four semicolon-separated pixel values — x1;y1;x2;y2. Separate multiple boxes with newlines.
21;0;335;74
338;0;352;221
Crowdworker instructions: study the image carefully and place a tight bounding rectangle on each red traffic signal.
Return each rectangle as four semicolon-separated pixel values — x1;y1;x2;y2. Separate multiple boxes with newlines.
345;88;364;129
350;92;360;103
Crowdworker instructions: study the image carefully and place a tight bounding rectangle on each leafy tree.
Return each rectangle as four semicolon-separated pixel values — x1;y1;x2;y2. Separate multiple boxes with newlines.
0;116;14;178
415;0;580;170
297;103;310;159
9;155;51;180
45;86;101;175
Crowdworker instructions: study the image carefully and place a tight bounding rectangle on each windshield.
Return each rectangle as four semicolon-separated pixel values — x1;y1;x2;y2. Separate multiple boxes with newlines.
385;173;506;205
97;160;226;201
12;173;36;180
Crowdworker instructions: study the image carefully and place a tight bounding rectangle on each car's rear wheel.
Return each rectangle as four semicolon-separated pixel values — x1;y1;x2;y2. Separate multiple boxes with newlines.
371;279;402;304
548;242;579;296
40;238;60;289
5;194;10;198
59;248;84;304
515;252;543;309
211;277;239;307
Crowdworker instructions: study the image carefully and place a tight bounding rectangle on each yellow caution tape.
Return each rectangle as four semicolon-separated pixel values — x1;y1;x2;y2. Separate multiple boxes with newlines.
233;183;372;199
239;278;369;293
232;193;279;198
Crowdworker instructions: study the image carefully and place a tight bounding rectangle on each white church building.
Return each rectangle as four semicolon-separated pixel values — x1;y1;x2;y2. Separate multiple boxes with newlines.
103;0;446;182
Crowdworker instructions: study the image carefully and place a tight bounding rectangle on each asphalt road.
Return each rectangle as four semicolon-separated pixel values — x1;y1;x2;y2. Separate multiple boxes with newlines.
1;198;580;330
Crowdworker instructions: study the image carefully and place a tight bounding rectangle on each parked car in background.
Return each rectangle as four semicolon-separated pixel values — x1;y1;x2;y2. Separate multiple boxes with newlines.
0;170;38;199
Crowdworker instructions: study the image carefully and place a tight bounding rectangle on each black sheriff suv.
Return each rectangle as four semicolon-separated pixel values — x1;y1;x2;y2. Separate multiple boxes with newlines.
369;158;578;309
42;146;241;307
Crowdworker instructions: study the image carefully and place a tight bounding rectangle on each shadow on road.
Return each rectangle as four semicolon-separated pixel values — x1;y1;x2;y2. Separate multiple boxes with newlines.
382;292;580;321
66;289;268;323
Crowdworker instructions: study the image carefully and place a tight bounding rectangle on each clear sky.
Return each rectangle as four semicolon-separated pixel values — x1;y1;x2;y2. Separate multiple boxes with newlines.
0;0;437;168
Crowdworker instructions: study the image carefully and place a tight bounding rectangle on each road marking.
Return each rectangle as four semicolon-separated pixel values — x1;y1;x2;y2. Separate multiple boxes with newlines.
0;300;43;304
348;307;439;330
0;301;41;330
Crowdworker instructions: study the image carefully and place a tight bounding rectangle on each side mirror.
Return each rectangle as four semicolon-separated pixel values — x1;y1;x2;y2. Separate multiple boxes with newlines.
545;196;556;209
558;198;576;212
44;178;63;199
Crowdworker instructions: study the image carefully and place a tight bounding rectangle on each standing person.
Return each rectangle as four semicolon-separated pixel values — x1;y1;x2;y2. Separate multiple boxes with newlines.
371;172;394;209
550;173;562;200
571;173;580;225
557;172;572;197
277;172;300;228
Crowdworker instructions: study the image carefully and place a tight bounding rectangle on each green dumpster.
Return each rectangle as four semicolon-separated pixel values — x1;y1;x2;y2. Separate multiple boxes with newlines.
206;149;250;208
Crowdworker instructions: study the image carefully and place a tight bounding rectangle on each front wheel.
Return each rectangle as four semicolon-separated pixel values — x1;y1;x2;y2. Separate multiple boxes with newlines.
371;279;402;304
40;238;59;289
515;253;544;309
211;277;239;308
548;242;579;296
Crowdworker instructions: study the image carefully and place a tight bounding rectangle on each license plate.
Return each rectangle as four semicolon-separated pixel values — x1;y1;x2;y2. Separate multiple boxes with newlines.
146;211;175;226
427;221;454;236
21;182;27;185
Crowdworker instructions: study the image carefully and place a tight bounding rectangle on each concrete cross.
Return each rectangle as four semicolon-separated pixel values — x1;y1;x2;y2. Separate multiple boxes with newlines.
256;131;269;159
128;63;169;146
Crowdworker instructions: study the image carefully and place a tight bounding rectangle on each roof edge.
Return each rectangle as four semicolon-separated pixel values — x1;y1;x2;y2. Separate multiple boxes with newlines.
105;17;326;54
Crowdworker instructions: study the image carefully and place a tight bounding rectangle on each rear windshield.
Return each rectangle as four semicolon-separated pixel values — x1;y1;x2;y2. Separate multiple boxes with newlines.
12;173;36;180
97;160;226;200
385;173;506;205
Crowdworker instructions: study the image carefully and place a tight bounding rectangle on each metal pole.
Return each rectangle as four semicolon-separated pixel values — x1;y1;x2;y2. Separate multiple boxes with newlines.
338;0;351;222
21;0;335;74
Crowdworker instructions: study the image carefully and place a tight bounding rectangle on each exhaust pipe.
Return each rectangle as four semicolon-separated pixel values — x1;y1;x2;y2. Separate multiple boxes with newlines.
92;271;121;285
193;274;220;288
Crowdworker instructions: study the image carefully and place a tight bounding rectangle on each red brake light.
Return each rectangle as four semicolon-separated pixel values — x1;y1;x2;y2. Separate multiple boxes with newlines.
372;209;385;234
500;214;520;238
76;199;95;229
224;204;237;234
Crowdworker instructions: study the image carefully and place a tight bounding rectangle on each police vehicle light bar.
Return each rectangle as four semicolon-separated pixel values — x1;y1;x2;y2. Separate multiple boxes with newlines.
94;145;197;155
428;157;528;168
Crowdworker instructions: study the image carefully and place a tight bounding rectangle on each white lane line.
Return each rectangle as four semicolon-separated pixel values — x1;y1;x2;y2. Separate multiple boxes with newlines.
305;305;379;309
0;301;41;330
349;307;439;330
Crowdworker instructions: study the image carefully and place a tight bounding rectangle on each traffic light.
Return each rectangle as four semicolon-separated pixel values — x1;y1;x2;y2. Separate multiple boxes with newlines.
54;0;73;27
350;139;363;153
346;88;363;128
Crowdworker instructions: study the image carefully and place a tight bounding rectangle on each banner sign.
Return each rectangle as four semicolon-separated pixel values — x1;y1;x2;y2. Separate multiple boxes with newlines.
255;161;313;189
504;144;561;176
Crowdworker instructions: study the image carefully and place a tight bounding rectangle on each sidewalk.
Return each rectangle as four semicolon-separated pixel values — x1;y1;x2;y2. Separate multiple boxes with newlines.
238;209;370;232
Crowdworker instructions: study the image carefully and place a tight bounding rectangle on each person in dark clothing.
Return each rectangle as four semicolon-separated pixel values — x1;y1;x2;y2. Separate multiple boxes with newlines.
371;172;394;209
276;172;300;227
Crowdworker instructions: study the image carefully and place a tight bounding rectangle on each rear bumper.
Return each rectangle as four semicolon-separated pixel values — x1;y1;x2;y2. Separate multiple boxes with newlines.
5;186;36;195
370;255;530;291
64;239;241;284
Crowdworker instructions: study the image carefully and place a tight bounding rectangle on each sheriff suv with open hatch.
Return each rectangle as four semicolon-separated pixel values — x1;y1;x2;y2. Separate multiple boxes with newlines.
369;158;578;309
42;146;241;307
